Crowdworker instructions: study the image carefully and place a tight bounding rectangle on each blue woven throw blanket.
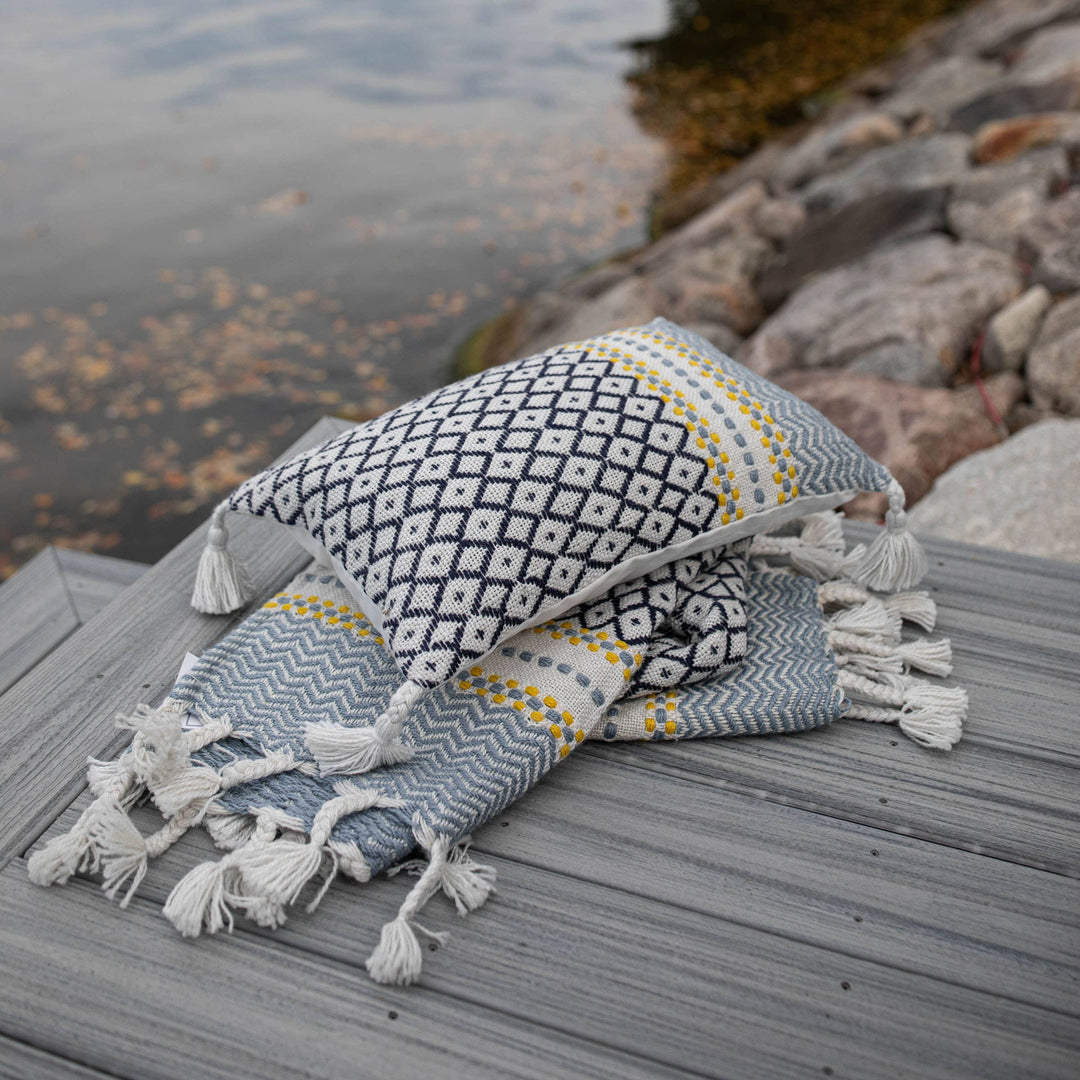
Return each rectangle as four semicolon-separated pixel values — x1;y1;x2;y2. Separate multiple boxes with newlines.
29;513;965;985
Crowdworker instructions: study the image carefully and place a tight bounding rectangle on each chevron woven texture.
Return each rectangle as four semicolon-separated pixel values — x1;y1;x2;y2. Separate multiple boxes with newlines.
171;557;839;877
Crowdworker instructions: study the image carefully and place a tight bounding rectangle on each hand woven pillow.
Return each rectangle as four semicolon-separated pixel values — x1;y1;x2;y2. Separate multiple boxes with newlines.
192;317;924;770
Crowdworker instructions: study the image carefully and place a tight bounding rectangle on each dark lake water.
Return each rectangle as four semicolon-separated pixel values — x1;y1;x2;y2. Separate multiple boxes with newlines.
0;0;668;573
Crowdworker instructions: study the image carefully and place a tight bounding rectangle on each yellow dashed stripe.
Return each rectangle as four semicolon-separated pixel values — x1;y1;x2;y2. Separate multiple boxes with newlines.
531;622;643;681
264;593;385;645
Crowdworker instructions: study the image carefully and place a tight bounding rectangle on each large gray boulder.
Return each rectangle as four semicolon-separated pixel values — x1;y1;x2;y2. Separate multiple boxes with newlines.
882;55;1003;124
907;419;1080;561
740;236;1023;384
799;135;972;213
759;186;949;308
1007;19;1080;84
774;111;904;190
946;0;1080;58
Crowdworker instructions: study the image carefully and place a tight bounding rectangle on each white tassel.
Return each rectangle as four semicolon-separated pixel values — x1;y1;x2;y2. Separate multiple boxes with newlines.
852;478;928;591
440;842;497;915
191;501;250;614
88;801;150;905
898;684;967;750
163;857;238;936
90;803;193;906
366;823;453;986
223;783;399;930
29;752;150;888
27;817;98;887
231;839;327;927
839;670;966;749
883;591;937;632
86;754;141;807
122;705;188;789
826;599;901;642
204;811;257;851
305;681;422;776
151;764;222;819
898;637;953;678
366;916;426;986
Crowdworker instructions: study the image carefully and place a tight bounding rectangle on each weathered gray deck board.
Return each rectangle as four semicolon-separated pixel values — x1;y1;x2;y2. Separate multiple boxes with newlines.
0;417;349;871
0;1034;119;1080
0;548;148;699
6;842;1078;1080
0;547;80;697
41;744;1079;1019
589;727;1080;875
0;863;695;1080
52;549;148;624
3;416;1079;1079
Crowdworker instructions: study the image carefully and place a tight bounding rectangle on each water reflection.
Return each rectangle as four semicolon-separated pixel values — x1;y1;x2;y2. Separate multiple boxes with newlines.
0;0;667;573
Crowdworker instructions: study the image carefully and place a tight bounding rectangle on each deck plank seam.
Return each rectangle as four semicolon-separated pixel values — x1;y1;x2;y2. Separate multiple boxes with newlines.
576;748;1080;878
0;1030;126;1080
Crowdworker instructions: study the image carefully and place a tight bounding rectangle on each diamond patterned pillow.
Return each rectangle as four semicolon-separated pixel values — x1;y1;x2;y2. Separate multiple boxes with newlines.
192;317;925;770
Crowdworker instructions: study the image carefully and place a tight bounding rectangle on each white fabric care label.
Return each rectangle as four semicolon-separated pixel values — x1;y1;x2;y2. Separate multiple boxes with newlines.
175;652;204;730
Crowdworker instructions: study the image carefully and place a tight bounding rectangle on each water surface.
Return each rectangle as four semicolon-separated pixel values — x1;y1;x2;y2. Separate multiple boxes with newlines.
0;0;667;572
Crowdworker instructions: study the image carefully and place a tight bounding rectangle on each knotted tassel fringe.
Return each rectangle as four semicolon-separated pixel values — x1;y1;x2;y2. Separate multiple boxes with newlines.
29;751;143;888
192;501;250;614
838;670;966;750
29;701;239;905
366;816;497;986
851;478;928;592
305;679;423;776
819;579;960;747
882;591;937;632
165;783;404;936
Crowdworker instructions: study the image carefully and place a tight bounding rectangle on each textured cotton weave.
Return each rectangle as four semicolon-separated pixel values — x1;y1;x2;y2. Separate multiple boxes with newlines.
214;317;893;691
174;556;836;881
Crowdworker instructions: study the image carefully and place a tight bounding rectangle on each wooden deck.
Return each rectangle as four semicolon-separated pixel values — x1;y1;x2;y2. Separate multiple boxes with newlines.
1;417;1078;1080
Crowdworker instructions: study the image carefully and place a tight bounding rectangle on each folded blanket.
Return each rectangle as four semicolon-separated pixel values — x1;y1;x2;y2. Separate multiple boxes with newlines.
29;513;964;985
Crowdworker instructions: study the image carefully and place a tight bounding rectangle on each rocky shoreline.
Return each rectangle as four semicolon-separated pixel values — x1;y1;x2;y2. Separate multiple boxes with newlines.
461;0;1080;560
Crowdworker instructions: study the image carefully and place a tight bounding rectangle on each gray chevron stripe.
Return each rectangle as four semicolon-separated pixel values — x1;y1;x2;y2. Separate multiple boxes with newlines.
172;564;840;877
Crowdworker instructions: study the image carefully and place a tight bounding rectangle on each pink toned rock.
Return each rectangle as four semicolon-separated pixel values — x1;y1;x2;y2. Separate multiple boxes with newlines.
683;321;743;357
737;333;797;379
776;369;1025;518
1027;294;1080;415
973;112;1080;162
745;236;1023;384
675;277;765;337
657;232;771;336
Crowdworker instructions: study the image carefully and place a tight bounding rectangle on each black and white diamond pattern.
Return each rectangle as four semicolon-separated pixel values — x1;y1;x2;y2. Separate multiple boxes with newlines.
230;339;728;687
